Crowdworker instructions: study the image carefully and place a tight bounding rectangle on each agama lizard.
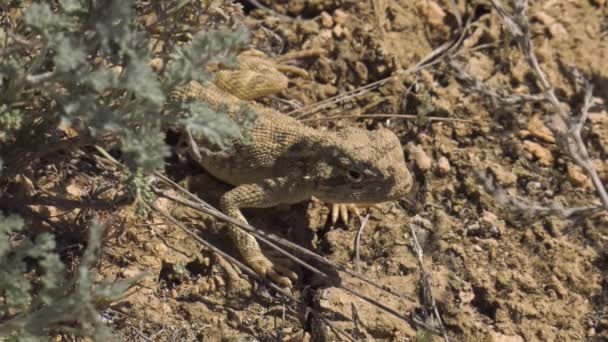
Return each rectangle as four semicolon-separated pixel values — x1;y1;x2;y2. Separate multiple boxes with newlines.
173;53;413;286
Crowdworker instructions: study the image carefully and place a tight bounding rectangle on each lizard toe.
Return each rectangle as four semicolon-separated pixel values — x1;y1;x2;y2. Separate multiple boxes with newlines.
249;255;295;288
331;203;376;225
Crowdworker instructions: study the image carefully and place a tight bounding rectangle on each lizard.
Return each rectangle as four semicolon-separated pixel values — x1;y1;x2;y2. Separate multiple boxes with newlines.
172;53;414;287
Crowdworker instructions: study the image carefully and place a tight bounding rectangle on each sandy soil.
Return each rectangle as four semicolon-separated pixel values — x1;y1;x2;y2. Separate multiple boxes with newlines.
10;0;608;341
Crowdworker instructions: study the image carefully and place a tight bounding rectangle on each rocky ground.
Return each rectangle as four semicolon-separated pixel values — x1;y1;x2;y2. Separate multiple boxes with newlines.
14;0;608;341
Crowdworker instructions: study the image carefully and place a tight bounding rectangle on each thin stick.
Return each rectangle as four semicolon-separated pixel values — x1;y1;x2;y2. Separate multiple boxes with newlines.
244;0;294;21
354;213;371;273
448;59;547;106
152;171;418;305
154;188;329;279
153;186;435;328
147;201;357;342
151;177;451;334
300;114;474;123
410;221;450;342
490;0;608;211
476;172;603;218
291;28;467;120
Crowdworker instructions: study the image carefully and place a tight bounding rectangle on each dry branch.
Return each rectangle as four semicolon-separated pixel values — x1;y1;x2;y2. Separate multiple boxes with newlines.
410;218;450;341
490;0;608;212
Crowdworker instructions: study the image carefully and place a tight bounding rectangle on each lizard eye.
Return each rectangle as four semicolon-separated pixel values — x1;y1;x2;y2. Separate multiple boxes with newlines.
347;169;363;182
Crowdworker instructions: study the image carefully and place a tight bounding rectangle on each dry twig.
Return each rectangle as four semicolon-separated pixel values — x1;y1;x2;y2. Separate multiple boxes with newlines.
291;26;468;120
410;218;450;342
490;0;608;212
243;0;293;21
147;201;358;342
354;213;371;273
447;59;546;106
476;172;603;218
300;113;474;123
151;173;446;335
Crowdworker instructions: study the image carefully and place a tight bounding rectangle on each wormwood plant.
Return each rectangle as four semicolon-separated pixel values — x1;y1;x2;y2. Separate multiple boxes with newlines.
0;0;253;188
0;0;255;338
0;217;140;339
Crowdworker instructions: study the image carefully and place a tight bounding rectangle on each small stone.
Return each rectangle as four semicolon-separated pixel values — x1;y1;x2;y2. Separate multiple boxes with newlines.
416;0;446;29
523;140;554;166
472;245;483;252
406;142;433;172
333;9;348;25
196;280;212;294
437;156;451;175
487;162;517;186
320;11;333;28
588;111;608;123
213;275;225;288
567;163;590;187
121;266;143;278
300;20;319;35
332;25;347;39
150;58;163;72
534;11;567;38
526;115;555;143
354;61;368;81
65;182;84;198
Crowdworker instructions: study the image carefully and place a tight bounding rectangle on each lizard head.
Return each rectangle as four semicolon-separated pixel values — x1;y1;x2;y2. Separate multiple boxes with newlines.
310;127;413;204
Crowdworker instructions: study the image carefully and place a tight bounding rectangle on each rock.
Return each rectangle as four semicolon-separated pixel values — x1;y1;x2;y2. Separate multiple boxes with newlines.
468;211;504;239
333;9;348;25
406;142;432;172
567;163;590;187
416;0;446;30
437;156;451;175
487;162;517;186
534;11;567;38
332;25;347;39
320;11;333;28
523;140;554;166
588;111;607;123
526;115;555;143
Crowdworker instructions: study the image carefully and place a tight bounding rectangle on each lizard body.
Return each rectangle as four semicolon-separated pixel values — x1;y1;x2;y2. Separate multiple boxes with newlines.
173;59;413;286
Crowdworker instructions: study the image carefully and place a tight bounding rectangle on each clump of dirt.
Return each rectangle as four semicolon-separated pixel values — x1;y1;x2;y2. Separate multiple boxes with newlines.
11;0;607;341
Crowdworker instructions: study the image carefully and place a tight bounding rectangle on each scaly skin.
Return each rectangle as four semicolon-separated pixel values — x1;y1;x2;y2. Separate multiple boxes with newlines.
173;57;413;286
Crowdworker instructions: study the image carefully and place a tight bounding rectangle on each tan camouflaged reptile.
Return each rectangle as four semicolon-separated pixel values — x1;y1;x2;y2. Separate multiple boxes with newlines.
173;53;413;286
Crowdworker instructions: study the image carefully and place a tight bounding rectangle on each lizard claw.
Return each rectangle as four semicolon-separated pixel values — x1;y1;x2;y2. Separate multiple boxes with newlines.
330;203;382;225
248;254;297;288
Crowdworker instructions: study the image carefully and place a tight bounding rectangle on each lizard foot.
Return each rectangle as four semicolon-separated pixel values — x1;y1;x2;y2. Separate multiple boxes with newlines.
330;203;380;225
247;252;298;288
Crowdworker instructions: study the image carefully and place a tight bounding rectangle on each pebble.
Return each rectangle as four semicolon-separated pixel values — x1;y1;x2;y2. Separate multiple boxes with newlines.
567;163;590;187
333;9;348;25
526;115;555;143
320;11;333;28
523;140;554;166
437;156;451;175
406;142;432;172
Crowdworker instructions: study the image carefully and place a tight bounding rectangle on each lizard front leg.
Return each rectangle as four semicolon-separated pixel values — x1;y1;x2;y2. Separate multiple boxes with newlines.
219;177;308;287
